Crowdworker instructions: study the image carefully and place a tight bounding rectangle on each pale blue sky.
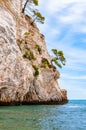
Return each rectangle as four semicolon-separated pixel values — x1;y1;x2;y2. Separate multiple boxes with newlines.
37;0;86;99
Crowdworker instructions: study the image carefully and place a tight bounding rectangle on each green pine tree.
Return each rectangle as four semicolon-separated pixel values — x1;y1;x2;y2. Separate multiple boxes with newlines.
51;49;66;68
22;0;45;24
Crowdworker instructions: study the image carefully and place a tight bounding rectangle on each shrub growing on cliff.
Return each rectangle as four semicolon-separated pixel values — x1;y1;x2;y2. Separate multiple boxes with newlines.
24;32;30;36
29;50;36;60
22;0;45;24
35;44;42;54
41;58;50;68
23;51;29;59
23;50;36;60
32;64;39;76
32;10;45;24
22;0;38;13
51;49;66;68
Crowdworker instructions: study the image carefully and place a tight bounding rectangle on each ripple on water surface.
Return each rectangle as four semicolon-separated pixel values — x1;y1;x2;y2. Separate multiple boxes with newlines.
0;100;86;130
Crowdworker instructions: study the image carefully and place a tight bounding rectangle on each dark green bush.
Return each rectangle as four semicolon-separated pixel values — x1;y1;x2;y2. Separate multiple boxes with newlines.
28;50;36;60
32;64;39;76
41;58;49;68
35;44;42;54
23;50;36;60
23;51;29;59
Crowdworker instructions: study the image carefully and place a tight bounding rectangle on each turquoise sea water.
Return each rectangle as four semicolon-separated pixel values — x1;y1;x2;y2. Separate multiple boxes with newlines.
0;100;86;130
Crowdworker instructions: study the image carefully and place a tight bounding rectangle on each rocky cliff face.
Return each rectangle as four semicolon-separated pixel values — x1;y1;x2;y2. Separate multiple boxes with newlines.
0;0;67;105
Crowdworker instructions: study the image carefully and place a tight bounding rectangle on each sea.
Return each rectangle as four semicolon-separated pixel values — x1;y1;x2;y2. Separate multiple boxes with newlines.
0;100;86;130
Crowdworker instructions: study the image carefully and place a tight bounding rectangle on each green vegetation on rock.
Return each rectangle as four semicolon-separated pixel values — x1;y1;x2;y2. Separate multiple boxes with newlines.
32;64;39;76
32;10;45;24
24;32;30;36
51;49;66;68
41;58;50;68
22;0;45;24
23;51;29;59
23;50;36;60
35;44;42;54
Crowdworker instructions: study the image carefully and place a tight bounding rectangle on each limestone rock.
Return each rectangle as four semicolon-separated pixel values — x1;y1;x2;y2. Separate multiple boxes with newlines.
0;0;68;105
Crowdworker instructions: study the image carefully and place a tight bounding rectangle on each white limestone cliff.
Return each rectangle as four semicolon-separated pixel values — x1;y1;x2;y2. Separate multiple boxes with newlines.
0;0;67;105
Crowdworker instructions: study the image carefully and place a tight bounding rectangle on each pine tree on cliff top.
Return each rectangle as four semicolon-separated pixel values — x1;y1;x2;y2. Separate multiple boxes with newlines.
22;0;45;24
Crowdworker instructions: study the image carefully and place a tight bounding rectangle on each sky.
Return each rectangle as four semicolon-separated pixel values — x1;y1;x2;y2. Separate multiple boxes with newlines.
37;0;86;99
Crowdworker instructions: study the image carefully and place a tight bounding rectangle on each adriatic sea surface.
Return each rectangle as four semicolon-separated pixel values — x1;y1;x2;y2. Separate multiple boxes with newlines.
0;100;86;130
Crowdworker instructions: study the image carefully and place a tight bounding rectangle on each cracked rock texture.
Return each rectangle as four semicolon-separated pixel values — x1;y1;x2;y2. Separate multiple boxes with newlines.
0;0;67;105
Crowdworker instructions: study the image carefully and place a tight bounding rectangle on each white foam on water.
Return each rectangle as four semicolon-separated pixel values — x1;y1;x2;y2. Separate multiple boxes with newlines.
68;105;80;108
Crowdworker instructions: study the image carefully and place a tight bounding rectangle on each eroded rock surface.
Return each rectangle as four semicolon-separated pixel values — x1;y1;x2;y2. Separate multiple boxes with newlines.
0;0;68;105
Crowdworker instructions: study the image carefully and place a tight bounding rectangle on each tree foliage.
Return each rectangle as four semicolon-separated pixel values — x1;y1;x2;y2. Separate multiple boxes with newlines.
35;44;42;54
22;0;38;13
22;0;45;24
32;64;39;76
51;49;66;68
33;0;38;5
33;10;45;24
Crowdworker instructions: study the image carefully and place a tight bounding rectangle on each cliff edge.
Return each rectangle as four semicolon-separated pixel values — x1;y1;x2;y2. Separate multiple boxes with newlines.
0;0;68;105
